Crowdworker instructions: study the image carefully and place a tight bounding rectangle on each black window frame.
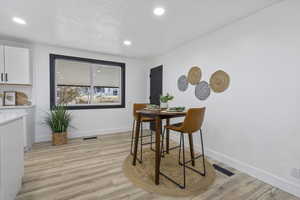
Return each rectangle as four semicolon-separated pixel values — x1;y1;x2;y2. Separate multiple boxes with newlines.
50;54;126;110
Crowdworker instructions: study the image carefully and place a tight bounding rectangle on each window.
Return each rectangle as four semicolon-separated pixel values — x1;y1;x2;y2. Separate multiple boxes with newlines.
50;54;125;109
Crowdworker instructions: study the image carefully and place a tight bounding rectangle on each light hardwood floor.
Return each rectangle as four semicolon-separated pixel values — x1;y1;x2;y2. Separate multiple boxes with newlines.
17;132;299;200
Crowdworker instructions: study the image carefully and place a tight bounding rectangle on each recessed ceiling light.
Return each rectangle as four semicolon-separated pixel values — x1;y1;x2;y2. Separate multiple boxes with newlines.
123;40;132;46
153;7;165;16
12;17;27;25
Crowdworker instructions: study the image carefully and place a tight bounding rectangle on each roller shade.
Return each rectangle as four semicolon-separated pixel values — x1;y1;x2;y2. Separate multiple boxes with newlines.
56;59;90;86
55;60;121;88
93;65;121;88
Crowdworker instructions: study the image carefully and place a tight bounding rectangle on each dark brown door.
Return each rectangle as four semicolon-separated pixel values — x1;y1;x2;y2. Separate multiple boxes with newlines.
150;65;163;130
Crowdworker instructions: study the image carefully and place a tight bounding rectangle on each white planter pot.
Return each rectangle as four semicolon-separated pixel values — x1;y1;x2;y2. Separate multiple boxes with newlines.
160;102;168;109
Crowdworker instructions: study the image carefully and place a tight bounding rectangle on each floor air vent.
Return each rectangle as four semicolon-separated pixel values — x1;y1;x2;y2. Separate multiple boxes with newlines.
83;136;98;140
213;164;234;177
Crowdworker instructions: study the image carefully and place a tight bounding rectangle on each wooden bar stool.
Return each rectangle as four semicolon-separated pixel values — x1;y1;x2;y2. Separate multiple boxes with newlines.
130;103;155;163
160;107;206;189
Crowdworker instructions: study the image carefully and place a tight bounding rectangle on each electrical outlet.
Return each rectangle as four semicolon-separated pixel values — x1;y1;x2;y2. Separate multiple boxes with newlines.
291;168;300;179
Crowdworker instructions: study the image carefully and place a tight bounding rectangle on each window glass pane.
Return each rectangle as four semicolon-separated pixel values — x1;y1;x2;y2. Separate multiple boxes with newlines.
93;87;120;104
55;59;91;105
56;86;90;105
92;65;121;104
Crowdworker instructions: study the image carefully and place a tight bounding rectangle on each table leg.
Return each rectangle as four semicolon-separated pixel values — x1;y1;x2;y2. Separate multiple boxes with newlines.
155;116;162;185
166;118;170;154
188;134;195;166
132;114;141;166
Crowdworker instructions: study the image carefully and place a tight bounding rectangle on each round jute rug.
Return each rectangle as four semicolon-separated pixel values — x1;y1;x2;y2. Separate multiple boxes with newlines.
123;148;216;197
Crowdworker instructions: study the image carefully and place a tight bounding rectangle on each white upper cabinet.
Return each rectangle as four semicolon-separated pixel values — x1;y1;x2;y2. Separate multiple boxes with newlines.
3;46;31;85
0;46;4;83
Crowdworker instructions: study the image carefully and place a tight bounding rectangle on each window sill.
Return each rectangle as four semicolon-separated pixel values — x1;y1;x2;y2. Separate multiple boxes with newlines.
56;104;125;110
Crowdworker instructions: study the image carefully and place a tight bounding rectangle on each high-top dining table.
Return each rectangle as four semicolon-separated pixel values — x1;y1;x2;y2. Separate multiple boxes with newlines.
132;109;187;185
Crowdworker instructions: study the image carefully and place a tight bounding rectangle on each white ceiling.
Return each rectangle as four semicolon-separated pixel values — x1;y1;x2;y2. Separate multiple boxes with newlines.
0;0;281;58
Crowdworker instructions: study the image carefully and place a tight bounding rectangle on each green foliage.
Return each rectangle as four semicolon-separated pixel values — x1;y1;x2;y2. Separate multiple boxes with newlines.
44;105;72;133
168;107;185;112
160;93;174;103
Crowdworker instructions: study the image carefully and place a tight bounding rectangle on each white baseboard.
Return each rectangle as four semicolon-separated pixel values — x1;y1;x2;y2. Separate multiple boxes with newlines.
35;127;131;142
169;134;300;198
204;147;300;198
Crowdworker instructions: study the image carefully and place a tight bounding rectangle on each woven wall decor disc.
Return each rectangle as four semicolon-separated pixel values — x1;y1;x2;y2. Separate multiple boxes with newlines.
188;66;202;85
210;70;230;93
195;81;211;101
177;75;189;92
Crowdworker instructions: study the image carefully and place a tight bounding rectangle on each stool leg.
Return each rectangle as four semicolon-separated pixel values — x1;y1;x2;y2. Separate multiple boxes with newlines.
181;133;186;189
178;134;182;165
160;128;166;157
166;119;170;154
159;132;188;189
140;122;143;163
159;131;205;190
200;129;206;176
130;120;136;155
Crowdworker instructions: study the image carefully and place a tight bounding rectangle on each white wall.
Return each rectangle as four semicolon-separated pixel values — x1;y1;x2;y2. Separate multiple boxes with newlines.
148;0;300;197
32;44;148;142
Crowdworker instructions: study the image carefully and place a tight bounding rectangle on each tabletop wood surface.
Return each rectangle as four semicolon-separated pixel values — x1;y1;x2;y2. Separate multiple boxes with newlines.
136;109;186;116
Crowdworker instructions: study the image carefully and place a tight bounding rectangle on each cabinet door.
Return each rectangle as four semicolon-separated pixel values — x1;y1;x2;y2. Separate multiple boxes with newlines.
0;119;24;200
0;46;4;83
4;46;30;84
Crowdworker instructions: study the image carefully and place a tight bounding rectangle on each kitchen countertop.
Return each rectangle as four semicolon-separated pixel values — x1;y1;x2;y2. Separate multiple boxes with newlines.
0;112;27;126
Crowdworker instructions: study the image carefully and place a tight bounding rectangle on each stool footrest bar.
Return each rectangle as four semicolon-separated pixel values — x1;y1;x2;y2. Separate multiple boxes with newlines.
179;162;206;176
159;172;185;189
182;155;203;165
141;141;156;145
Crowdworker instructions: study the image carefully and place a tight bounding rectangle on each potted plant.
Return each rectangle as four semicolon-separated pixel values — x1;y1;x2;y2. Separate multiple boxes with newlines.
44;105;72;145
160;93;174;109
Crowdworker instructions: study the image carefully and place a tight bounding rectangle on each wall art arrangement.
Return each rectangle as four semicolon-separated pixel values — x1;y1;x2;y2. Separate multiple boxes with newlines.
177;75;189;92
187;66;202;85
195;81;211;100
209;70;230;93
177;67;230;101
